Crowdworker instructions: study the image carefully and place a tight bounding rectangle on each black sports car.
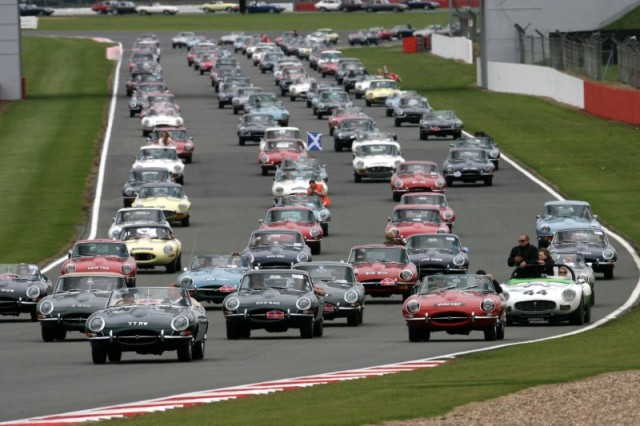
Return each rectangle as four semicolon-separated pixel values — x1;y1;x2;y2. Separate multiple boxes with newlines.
548;228;617;280
242;229;312;269
0;263;51;321
442;148;495;187
405;234;469;279
236;112;277;146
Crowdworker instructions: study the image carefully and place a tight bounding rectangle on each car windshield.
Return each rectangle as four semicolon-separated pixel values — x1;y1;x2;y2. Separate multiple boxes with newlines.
554;229;606;244
265;140;302;151
107;287;191;307
116;209;165;224
150;129;188;140
399;97;428;108
266;128;300;139
266;209;315;223
138;148;178;160
544;204;593;219
349;247;408;263
55;275;126;293
130;169;171;183
240;272;311;291
0;264;40;281
244;114;275;125
551;253;587;268
294;264;354;283
450;150;486;161
397;163;436;175
357;144;398;156
276;169;320;182
392;208;441;224
72;242;129;258
320;92;349;102
138;185;185;199
369;80;397;89
249;232;304;247
279;195;324;209
401;194;447;207
341;119;375;131
189;255;248;270
419;274;495;294
426;110;454;120
119;226;172;240
406;235;460;252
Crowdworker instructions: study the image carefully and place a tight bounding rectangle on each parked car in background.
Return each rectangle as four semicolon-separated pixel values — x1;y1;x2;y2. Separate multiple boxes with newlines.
19;3;54;16
314;0;342;11
246;1;285;13
136;2;179;14
200;1;239;12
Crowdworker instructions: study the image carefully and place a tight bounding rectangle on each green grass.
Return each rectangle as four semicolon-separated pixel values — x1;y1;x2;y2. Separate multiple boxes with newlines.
0;37;113;263
3;11;639;425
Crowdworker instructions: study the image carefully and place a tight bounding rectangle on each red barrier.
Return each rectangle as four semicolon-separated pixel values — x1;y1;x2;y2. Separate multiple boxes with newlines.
295;3;317;11
584;81;640;126
403;36;417;54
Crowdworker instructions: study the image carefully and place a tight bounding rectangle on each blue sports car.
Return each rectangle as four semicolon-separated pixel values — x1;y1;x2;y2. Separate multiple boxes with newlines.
535;200;602;248
177;255;249;304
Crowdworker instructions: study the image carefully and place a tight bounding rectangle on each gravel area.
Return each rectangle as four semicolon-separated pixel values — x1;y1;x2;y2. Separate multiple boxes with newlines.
378;371;640;426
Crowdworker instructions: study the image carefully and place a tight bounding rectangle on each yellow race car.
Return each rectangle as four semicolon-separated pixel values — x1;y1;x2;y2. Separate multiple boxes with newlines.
200;1;239;12
132;182;191;227
317;28;340;44
364;79;399;106
118;223;183;273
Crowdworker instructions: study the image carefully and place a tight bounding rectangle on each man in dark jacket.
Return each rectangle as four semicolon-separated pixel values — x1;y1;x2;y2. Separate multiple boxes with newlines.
507;234;540;278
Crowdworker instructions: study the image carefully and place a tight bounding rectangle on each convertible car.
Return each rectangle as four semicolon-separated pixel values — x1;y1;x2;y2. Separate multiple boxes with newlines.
419;110;463;140
222;269;324;339
108;207;168;239
61;239;137;287
403;274;505;342
390;160;446;201
258;139;308;176
118;223;182;273
259;206;324;255
405;234;469;278
535;200;602;248
237;113;278;146
293;262;365;326
276;194;331;236
352;141;404;182
131;182;191;227
501;264;592;325
0;264;51;321
385;204;450;245
548;228;616;280
242;229;312;269
399;192;455;230
120;166;172;208
132;145;185;185
86;287;208;363
177;255;249;304
347;244;417;300
37;272;128;342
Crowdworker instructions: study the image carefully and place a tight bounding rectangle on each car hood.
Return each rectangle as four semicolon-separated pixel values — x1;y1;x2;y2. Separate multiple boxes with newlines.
45;290;111;311
416;290;495;307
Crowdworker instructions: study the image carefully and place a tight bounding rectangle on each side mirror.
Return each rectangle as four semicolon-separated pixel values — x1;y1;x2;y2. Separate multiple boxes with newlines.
463;247;469;253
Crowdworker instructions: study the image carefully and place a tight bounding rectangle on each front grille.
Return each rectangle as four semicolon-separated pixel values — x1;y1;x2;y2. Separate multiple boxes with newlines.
431;312;469;324
514;300;556;312
133;253;155;261
115;329;160;345
367;167;392;173
61;313;90;326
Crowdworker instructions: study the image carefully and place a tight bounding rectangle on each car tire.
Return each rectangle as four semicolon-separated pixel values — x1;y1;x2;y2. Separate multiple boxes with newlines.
166;258;178;273
354;174;362;183
394;118;401;127
177;341;193;362
355;93;362;99
233;107;239;114
408;327;429;342
239;138;245;146
584;302;592;323
454;132;462;139
176;175;184;185
290;96;296;101
92;346;108;364
484;176;493;186
419;131;428;140
41;327;56;342
484;324;497;341
604;268;614;280
129;110;135;118
496;322;505;340
321;223;329;236
185;156;192;164
445;176;453;186
311;243;321;255
226;323;241;340
163;10;171;15
365;100;371;107
347;313;359;327
30;310;38;322
313;318;323;337
261;167;269;176
192;337;205;360
108;349;122;362
317;112;323;119
393;192;401;202
176;255;182;270
386;109;392;117
181;216;190;227
300;320;314;339
334;140;342;152
569;298;585;325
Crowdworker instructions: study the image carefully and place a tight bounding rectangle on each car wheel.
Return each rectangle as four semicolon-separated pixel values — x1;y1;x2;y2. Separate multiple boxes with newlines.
454;132;462;139
354;174;362;183
53;328;67;341
192;337;205;360
569;298;585;325
181;216;190;227
393;192;401;202
163;10;171;15
355;93;362;99
172;43;177;49
358;310;364;324
604;268;614;280
419;131;428;140
321;223;329;236
394;118;401;127
41;327;56;342
239;138;245;146
408;327;429;342
176;255;182;270
176;175;184;185
166;258;178;273
233;107;239;114
386;109;392;117
313;318;323;337
129;110;135;118
92;346;108;364
493;161;500;170
30;310;38;322
484;176;493;186
177;341;193;362
334;140;342;152
290;96;296;101
317;112;323;119
226;322;241;340
484;324;497;341
108;349;122;362
261;167;269;176
300;319;314;339
445;176;453;186
306;100;312;107
584;302;592;323
496;321;505;340
311;243;321;255
347;313;359;327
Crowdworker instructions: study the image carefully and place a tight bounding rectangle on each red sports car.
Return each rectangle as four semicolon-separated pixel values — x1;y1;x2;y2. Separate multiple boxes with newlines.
61;239;137;287
399;192;456;231
347;244;418;300
147;126;195;164
259;206;324;255
258;139;308;176
402;274;505;342
327;106;369;136
318;61;339;78
391;160;446;201
385;204;450;244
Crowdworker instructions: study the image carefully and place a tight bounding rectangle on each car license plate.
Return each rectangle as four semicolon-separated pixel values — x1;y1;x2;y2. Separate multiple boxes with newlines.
380;278;396;286
266;310;285;319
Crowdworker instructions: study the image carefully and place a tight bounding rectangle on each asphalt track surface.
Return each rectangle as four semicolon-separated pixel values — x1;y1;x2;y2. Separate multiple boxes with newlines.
1;32;638;423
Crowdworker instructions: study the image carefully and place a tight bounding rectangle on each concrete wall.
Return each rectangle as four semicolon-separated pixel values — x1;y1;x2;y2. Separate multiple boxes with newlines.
484;0;639;63
432;33;473;64
0;0;22;100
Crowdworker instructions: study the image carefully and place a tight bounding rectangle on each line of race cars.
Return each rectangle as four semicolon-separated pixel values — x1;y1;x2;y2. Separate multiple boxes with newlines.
0;29;618;363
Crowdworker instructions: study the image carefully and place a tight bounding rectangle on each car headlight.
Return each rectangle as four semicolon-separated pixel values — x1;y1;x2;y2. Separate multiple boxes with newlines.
163;244;175;255
88;316;105;332
124;187;135;196
318;103;325;109
224;297;240;311
389;227;399;237
180;277;193;287
319;210;329;220
296;297;312;310
490;149;500;158
64;264;76;273
111;227;122;239
121;264;133;275
355;160;364;169
171;315;189;332
297;252;309;262
399;269;413;281
260;154;269;163
603;249;615;260
481;299;495;313
39;301;54;315
396;109;403;116
176;118;184;125
142;119;150;127
540;225;551;234
245;253;254;263
310;228;320;237
454;120;462;127
453;255;465;267
26;286;41;300
184;144;194;152
173;164;183;173
445;165;454;174
337;132;344;138
274;186;284;194
406;300;420;314
437;227;448;234
485;165;494;173
562;288;576;302
577;274;589;284
443;211;453;220
435;179;445;188
178;202;189;211
394;180;403;188
344;290;358;304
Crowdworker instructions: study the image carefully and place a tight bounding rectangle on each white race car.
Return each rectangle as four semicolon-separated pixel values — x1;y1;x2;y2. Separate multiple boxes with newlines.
108;207;169;239
136;3;179;15
132;146;185;184
288;76;316;102
501;265;593;325
140;108;184;137
271;169;328;203
352;141;404;183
